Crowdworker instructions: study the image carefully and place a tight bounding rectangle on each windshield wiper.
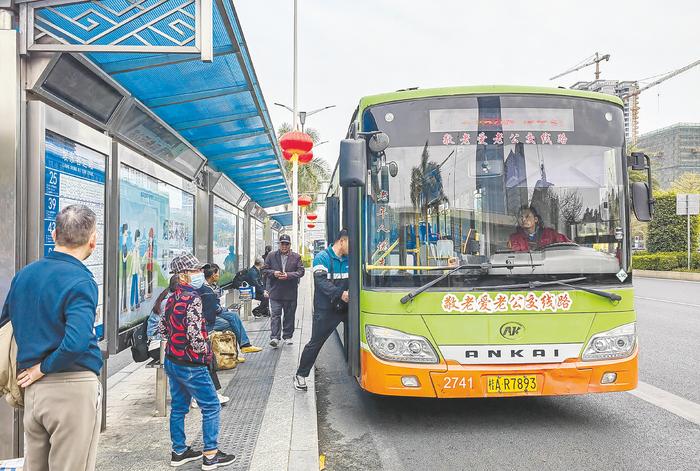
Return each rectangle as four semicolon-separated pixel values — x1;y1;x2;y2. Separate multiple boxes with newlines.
470;276;622;302
399;261;543;305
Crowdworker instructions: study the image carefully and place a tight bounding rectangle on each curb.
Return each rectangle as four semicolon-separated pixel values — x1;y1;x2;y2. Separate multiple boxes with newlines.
633;269;700;282
249;276;318;471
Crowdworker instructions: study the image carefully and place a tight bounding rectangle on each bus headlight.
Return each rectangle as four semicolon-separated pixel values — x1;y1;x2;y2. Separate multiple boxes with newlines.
582;322;636;361
365;325;439;364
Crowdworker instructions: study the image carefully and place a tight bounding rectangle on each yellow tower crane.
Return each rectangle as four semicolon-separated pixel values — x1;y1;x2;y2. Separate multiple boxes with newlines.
623;58;700;145
549;52;611;81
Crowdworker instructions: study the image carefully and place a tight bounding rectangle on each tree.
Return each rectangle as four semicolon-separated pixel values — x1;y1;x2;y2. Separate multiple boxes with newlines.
646;191;698;253
670;172;700;194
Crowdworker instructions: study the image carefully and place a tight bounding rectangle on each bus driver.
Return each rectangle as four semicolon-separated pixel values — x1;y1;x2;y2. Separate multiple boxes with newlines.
508;205;570;252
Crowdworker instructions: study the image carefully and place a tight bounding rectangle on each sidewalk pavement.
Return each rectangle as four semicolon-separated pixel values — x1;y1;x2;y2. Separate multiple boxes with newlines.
95;275;318;471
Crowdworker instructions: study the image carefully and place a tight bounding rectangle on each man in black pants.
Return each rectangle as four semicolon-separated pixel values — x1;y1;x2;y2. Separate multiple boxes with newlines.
294;230;349;391
263;234;305;347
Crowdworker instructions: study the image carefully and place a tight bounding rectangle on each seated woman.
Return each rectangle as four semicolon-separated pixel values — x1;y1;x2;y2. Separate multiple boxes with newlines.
508;205;571;252
198;263;263;357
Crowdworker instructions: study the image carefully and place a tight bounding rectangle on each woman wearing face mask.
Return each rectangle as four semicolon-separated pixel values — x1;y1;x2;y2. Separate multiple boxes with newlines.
157;253;236;469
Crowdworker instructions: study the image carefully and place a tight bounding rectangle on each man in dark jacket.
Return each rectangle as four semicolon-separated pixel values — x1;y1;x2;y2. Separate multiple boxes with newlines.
1;205;103;470
294;229;349;391
247;257;269;317
262;234;305;347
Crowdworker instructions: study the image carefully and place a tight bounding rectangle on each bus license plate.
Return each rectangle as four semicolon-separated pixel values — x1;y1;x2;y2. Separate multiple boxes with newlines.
487;375;537;393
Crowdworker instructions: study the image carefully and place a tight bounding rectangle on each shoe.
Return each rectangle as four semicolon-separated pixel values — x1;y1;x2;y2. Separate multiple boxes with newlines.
284;339;294;345
170;447;202;467
269;338;279;348
217;393;230;405
191;398;199;409
201;450;236;470
241;345;262;353
294;375;308;391
237;355;246;363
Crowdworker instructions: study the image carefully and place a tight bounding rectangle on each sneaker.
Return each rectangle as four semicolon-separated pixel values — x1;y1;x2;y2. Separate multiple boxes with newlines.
236;355;246;363
294;375;308;391
284;339;294;345
217;393;230;405
269;338;279;348
191;398;199;409
170;447;202;467
241;345;262;353
201;450;236;470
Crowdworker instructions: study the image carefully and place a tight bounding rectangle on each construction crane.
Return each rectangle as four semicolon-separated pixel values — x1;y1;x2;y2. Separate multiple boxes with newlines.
549;52;611;81
623;58;700;145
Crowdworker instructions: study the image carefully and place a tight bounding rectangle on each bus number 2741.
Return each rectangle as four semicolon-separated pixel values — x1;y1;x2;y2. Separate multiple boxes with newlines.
442;376;473;390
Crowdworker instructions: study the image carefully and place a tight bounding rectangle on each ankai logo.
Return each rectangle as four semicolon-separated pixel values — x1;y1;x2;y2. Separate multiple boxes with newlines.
500;322;524;340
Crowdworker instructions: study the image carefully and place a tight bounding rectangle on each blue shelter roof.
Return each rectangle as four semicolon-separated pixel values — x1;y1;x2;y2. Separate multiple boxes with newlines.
34;0;290;208
269;211;292;227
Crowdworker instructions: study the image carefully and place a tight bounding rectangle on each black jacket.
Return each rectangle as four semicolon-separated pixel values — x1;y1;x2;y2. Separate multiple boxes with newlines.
245;266;265;295
262;250;305;301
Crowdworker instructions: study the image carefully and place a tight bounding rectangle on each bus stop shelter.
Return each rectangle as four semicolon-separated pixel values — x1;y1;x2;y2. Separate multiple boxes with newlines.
0;0;289;458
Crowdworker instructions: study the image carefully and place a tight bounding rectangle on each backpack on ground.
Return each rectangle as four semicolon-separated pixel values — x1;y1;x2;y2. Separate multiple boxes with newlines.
129;319;150;363
209;330;238;370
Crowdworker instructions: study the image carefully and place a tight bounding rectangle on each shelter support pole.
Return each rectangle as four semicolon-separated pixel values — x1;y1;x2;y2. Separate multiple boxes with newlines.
292;154;298;252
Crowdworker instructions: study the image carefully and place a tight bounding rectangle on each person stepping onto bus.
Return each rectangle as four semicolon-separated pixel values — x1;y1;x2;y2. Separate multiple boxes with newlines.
508;205;570;252
263;234;305;347
158;253;236;469
294;229;349;391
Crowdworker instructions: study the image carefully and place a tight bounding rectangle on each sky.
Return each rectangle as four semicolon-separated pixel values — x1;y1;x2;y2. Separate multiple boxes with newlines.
235;0;700;168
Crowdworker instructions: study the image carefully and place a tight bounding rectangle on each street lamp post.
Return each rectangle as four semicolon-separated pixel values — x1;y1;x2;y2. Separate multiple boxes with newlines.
274;103;336;133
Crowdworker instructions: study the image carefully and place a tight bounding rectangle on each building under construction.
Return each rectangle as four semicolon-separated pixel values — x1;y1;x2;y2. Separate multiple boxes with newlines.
636;123;700;189
570;80;640;142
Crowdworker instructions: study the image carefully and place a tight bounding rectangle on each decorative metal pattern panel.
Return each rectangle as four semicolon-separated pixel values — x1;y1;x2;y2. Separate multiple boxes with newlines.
29;0;202;52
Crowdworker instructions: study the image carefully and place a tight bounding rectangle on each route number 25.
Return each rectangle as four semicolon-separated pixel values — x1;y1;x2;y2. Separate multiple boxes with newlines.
442;376;473;390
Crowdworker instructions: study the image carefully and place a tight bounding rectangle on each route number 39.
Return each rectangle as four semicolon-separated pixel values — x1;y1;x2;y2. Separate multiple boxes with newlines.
442;376;473;390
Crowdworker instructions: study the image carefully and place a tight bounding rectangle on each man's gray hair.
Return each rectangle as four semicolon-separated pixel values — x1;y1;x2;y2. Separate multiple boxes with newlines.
255;257;264;266
55;204;97;248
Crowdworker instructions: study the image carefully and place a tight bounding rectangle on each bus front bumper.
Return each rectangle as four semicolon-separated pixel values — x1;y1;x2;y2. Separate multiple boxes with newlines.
359;347;638;398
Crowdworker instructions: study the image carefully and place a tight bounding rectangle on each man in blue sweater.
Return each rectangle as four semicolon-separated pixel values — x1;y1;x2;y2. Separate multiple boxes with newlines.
1;204;103;471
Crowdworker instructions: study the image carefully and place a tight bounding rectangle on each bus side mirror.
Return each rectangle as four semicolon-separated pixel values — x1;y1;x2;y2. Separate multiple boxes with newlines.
339;139;366;187
629;152;647;171
631;182;653;222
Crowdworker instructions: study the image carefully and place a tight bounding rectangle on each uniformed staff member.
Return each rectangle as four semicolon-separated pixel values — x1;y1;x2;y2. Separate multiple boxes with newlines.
294;229;349;391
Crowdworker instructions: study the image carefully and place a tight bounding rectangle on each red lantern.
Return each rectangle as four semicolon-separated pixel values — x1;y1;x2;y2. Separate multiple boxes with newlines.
307;223;316;229
279;131;313;156
298;195;312;207
306;213;318;221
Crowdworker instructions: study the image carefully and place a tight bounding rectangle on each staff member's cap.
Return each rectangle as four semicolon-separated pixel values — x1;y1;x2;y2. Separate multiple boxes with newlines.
279;234;291;244
170;253;205;274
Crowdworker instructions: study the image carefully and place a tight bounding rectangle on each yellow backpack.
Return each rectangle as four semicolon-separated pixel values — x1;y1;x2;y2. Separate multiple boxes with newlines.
209;331;239;370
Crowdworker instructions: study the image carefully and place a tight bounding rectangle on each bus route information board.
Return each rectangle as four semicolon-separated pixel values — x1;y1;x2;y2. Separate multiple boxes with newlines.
44;130;106;339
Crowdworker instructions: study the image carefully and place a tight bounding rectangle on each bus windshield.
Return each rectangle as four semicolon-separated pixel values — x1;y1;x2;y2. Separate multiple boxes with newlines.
361;94;628;289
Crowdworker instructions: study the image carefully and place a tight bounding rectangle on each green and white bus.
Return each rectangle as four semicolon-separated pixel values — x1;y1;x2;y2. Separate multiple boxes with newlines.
327;86;654;398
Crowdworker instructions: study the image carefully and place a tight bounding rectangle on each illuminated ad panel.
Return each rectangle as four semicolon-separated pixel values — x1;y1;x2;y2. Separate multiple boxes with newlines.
118;164;194;331
212;202;238;285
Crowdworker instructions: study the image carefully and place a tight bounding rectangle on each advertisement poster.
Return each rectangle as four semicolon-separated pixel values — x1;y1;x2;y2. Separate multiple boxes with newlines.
212;204;238;285
44;131;106;339
118;164;194;331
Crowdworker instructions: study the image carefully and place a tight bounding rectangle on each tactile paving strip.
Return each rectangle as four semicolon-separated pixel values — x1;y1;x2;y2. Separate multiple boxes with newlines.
183;318;281;470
